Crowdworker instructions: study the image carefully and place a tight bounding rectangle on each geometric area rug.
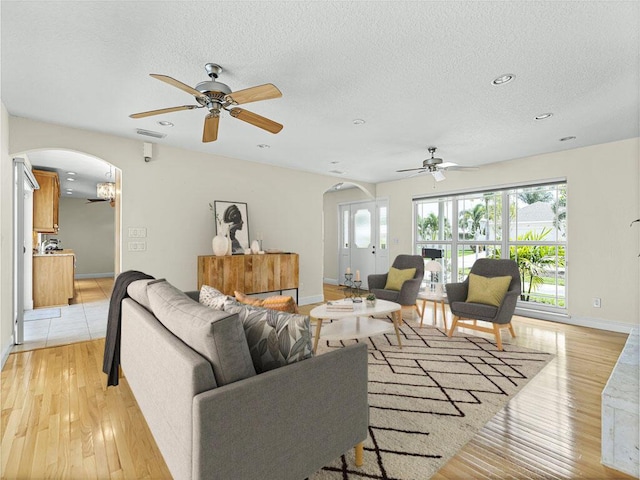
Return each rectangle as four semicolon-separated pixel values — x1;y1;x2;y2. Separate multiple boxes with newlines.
311;321;554;480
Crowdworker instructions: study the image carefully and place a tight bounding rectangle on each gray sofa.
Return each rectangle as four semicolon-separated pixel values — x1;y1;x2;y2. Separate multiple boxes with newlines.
120;279;369;480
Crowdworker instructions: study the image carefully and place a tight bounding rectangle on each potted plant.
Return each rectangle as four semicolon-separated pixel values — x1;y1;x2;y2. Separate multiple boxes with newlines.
365;293;376;307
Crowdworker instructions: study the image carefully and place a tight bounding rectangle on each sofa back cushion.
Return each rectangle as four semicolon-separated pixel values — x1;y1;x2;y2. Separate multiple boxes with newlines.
222;297;313;374
127;278;156;310
147;280;256;386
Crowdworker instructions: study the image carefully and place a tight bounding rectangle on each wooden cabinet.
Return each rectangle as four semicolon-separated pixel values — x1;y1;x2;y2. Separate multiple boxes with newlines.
33;169;60;233
198;253;299;300
33;250;75;307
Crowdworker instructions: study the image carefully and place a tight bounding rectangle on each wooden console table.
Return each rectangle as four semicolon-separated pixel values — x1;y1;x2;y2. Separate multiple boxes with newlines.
198;253;299;302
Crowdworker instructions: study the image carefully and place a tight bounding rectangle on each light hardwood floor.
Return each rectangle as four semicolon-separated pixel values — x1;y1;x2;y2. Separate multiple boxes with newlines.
1;285;633;479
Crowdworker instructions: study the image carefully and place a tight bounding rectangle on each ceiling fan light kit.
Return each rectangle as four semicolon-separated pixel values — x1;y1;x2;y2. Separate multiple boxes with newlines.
130;63;283;143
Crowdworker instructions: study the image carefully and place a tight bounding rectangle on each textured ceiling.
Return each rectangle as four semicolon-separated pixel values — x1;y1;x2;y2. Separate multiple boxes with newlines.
2;1;639;190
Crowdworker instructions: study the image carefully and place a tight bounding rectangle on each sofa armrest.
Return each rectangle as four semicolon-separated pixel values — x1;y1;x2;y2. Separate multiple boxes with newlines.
192;343;369;480
185;290;199;301
368;273;388;291
445;282;468;303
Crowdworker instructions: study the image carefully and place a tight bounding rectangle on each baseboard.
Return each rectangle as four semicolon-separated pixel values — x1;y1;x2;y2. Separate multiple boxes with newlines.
299;294;324;306
516;307;637;334
1;334;14;370
75;272;115;279
323;278;339;286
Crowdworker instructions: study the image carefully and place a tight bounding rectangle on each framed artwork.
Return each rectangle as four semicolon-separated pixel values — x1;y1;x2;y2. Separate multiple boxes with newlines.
214;201;249;254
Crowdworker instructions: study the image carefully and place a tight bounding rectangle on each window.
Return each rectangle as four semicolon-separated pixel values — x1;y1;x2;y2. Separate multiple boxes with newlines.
414;181;567;312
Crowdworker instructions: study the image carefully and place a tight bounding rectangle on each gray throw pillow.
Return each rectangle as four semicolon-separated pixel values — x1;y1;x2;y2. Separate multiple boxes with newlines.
222;297;313;373
147;280;256;386
126;279;155;310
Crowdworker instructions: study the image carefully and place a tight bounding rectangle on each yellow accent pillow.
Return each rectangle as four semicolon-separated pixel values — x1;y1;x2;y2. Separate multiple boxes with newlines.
466;273;512;307
234;291;298;313
384;267;417;291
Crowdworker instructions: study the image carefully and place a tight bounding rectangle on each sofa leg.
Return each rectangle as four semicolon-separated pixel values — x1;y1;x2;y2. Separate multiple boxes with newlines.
447;316;459;338
355;442;364;467
493;323;504;351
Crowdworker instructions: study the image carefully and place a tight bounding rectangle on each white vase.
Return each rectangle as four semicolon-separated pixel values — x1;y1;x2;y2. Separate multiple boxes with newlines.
212;235;229;256
251;240;260;254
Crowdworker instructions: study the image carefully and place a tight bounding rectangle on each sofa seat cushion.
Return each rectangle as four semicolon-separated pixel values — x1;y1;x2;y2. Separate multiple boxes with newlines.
148;280;256;386
450;301;498;322
222;297;313;373
234;291;299;314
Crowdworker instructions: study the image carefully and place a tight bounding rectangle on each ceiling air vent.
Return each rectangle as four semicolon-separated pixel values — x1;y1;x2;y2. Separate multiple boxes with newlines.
136;128;166;139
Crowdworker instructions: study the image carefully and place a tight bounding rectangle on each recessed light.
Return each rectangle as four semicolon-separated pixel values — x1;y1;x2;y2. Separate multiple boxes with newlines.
66;171;76;175
492;74;516;86
559;136;576;142
257;144;270;149
352;119;366;125
330;161;340;165
158;121;174;127
535;113;553;120
66;191;73;195
66;178;75;182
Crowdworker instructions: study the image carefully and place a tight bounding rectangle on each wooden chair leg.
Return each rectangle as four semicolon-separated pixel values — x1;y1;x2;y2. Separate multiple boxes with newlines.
447;316;459;337
493;323;503;351
508;322;516;338
355;442;364;467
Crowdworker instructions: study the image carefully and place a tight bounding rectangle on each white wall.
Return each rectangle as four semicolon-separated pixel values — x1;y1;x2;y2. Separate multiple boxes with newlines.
8;117;345;304
1;103;14;366
55;197;115;276
376;138;640;330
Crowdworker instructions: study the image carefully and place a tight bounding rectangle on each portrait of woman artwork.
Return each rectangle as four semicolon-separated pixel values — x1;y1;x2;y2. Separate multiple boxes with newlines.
214;201;249;254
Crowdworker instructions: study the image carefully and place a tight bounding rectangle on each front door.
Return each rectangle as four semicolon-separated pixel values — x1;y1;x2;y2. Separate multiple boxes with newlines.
338;199;389;290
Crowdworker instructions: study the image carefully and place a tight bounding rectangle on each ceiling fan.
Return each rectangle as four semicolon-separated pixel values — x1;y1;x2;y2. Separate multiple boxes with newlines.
396;147;476;182
130;63;283;143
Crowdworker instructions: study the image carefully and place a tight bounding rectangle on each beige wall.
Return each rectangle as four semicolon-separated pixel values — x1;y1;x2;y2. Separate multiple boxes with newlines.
8;116;343;303
55;197;115;276
376;138;640;330
1;103;13;364
323;185;376;283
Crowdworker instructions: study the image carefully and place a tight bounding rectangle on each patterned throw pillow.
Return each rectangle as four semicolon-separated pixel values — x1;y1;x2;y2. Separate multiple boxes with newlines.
234;291;299;314
199;284;229;310
222;297;313;373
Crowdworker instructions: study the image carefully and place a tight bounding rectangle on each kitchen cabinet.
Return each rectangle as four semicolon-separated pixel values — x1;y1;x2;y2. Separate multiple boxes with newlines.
33;169;60;233
33;250;75;307
198;253;299;301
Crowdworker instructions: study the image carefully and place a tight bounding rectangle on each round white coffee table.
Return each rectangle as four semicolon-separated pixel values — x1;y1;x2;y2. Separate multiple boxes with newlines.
310;299;403;353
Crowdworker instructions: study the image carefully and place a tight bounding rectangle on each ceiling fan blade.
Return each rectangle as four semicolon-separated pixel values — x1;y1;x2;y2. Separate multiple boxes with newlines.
225;84;282;105
150;74;206;98
407;170;428;178
396;167;426;173
202;114;220;143
229;108;283;134
445;165;479;171
129;105;200;118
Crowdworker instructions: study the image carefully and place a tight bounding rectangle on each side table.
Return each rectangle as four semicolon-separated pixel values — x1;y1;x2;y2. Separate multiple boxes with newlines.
416;291;448;329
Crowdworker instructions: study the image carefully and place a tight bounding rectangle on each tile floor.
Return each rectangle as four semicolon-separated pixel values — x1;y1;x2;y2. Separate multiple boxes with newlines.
12;277;114;353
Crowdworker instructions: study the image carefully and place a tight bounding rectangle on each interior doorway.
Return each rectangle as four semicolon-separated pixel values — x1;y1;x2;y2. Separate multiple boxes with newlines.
12;149;121;347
